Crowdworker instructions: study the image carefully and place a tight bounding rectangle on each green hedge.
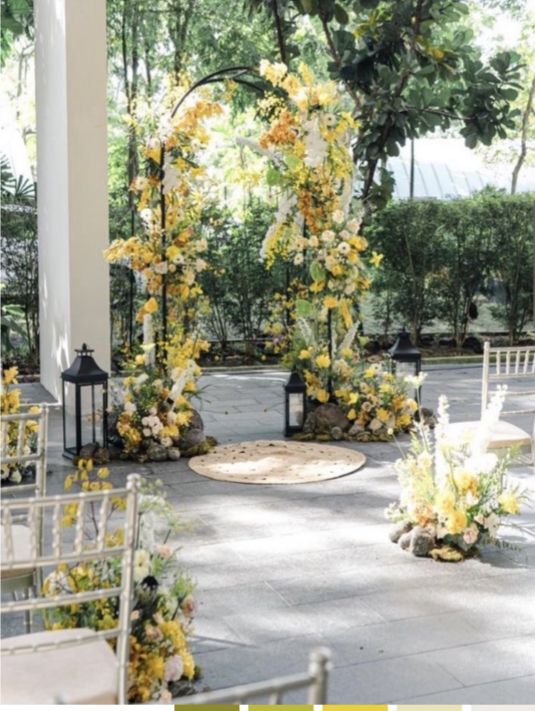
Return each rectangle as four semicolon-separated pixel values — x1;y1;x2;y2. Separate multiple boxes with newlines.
365;189;534;344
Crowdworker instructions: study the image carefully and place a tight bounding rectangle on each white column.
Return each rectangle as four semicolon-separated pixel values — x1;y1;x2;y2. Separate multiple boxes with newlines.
35;0;110;400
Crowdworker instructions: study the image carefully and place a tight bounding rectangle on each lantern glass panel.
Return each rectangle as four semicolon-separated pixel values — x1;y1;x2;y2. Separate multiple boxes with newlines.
80;383;106;447
63;382;76;454
394;361;418;379
288;392;305;428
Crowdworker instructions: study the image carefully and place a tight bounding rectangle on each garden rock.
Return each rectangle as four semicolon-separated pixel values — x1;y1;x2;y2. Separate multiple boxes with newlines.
167;447;181;461
389;521;412;543
79;443;98;460
303;412;316;434
179;428;205;451
409;526;435;557
330;426;343;440
146;442;168;462
398;531;413;550
313;403;350;434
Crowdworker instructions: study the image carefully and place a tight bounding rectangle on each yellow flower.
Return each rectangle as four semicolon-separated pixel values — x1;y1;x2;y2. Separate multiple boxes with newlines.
453;468;477;493
2;367;18;385
323;296;338;309
370;251;384;267
135;354;145;365
315;354;331;369
435;490;455;516
98;467;110;479
376;408;390;423
446;509;467;535
144;297;158;314
499;491;520;515
298;349;311;359
347;408;357;420
316;389;330;403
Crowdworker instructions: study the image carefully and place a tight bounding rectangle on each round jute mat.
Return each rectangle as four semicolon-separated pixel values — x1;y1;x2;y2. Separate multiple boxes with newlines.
188;439;366;484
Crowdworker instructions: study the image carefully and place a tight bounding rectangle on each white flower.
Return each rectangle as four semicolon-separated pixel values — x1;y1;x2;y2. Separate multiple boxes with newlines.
332;210;345;224
135;373;149;386
195;238;208;252
195;258;207;272
321;229;335;243
154;261;168;275
10;469;22;484
143;428;152;437
160;436;172;448
337;242;350;255
164;655;184;683
404;372;427;389
303;116;328;168
293;253;304;265
124;401;137;415
347;218;361;232
133;549;151;581
308;235;319;248
484;512;501;536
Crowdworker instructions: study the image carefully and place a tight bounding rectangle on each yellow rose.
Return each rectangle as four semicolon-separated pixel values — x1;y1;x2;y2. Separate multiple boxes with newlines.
315;354;331;369
316;389;330;403
323;296;338;309
298;349;311;359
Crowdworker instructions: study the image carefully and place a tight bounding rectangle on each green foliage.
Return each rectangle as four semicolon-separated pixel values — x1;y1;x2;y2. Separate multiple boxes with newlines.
199;201;287;353
366;190;534;343
288;0;523;204
0;156;38;365
1;0;33;66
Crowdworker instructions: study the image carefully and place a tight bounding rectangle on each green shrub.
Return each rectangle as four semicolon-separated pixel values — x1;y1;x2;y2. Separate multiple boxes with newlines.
366;190;534;344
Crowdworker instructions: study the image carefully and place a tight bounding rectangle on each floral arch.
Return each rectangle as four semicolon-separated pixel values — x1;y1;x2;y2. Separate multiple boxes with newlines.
104;61;416;461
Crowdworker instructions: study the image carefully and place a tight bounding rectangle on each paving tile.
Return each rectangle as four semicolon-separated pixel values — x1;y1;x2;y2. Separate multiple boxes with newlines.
397;674;535;703
323;611;487;665
327;655;462;702
419;635;535;686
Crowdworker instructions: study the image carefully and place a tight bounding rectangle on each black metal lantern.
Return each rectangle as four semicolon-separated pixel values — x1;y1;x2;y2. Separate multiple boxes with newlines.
389;328;422;400
284;370;307;437
61;344;108;458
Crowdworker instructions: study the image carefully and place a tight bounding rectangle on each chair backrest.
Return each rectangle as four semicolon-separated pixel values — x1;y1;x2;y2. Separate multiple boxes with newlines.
0;473;141;705
0;405;49;497
174;647;331;705
481;341;535;418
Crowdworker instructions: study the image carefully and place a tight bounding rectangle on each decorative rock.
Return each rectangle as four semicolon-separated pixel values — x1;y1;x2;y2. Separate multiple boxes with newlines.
313;403;350;434
330;426;343;441
189;409;204;431
389;521;412;543
398;531;413;550
79;443;98;460
146;442;168;462
93;446;110;465
348;422;363;438
179;428;205;451
409;526;435;557
167;447;181;461
303;412;316;434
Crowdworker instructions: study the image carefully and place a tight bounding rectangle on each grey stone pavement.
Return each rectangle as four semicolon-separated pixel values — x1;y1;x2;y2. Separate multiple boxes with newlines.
7;365;535;703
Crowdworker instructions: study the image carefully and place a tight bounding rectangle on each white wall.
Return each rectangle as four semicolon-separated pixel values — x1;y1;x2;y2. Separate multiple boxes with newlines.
35;0;110;400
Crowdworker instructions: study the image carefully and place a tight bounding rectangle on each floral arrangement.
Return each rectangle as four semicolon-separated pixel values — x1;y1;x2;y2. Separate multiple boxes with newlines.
104;87;222;460
253;62;400;435
112;337;209;460
1;366;41;483
44;461;197;702
386;386;525;560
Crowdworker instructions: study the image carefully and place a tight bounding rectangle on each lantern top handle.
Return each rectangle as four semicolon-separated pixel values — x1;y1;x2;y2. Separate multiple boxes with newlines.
76;343;95;355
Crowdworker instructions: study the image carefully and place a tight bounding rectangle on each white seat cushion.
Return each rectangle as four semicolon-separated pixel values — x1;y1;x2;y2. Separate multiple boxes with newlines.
447;419;532;449
1;628;118;704
0;524;35;580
